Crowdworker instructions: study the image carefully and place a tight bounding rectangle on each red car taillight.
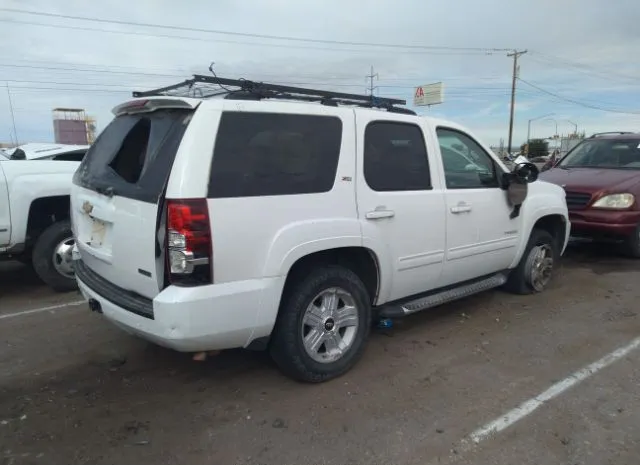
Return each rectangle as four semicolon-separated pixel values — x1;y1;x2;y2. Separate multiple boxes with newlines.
166;198;212;285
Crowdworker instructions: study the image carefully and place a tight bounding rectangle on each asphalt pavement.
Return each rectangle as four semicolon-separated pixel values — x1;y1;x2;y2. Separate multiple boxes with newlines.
1;241;639;465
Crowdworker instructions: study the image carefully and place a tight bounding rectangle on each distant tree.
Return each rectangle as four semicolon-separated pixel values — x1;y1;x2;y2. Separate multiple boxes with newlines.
528;138;549;159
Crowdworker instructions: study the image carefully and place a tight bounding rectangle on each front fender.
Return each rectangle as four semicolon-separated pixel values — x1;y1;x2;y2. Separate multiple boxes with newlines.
509;181;570;268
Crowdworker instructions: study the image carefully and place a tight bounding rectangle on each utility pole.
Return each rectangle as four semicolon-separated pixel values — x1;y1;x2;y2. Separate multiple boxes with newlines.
365;66;378;97
5;82;18;146
506;50;527;155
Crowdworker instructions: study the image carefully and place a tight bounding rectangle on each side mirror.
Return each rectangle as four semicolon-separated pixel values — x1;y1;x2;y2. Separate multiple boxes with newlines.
513;162;539;183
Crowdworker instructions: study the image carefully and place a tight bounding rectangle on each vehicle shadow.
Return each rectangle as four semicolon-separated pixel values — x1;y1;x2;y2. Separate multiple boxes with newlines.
0;260;79;304
561;239;640;275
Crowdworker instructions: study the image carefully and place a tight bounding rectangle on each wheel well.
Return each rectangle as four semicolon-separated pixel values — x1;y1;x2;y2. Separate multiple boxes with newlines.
25;196;70;249
283;247;380;304
533;214;567;251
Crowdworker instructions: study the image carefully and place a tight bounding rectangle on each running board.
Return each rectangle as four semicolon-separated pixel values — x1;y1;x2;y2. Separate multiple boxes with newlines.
378;273;509;318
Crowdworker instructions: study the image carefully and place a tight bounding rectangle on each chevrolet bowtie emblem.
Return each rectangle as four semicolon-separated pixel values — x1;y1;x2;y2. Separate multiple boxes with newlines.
82;201;94;214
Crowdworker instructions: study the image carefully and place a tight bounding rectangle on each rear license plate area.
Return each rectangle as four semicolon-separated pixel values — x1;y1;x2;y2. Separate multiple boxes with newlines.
89;217;107;247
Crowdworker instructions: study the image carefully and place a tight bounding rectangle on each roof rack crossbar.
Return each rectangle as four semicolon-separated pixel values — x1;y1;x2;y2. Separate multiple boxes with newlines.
132;75;411;112
189;75;407;106
132;78;197;98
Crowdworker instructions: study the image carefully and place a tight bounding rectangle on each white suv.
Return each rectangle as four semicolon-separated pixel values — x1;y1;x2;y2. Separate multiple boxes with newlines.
71;76;569;382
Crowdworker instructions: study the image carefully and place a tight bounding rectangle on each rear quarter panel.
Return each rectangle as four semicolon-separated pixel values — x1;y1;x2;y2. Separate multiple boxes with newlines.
168;101;362;339
1;160;79;246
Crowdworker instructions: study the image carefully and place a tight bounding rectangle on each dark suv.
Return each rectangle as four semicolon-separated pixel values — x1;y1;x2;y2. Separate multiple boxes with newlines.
540;132;640;257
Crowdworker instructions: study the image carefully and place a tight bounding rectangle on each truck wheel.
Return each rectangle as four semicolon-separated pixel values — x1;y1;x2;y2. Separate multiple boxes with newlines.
623;224;640;258
270;265;372;383
504;228;557;295
32;220;78;292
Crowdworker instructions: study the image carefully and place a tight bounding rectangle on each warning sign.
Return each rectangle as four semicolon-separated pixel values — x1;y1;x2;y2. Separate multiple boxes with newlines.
413;82;444;107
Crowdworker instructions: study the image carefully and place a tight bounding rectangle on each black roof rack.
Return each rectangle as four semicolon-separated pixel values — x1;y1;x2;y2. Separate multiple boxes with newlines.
588;131;637;138
132;75;416;115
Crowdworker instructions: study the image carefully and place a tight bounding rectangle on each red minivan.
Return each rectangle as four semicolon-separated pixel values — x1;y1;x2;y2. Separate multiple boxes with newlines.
539;132;640;257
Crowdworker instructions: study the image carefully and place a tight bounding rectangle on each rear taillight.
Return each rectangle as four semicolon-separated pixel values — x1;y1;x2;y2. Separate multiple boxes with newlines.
166;199;212;285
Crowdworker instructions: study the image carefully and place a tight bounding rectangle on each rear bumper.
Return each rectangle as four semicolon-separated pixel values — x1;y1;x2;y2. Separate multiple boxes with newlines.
569;209;640;238
76;267;285;352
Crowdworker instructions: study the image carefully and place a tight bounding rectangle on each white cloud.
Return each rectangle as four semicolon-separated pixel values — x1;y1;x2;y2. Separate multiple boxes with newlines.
0;0;639;146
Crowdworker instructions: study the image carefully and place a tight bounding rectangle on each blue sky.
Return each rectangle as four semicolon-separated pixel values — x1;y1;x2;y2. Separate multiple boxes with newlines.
0;0;639;148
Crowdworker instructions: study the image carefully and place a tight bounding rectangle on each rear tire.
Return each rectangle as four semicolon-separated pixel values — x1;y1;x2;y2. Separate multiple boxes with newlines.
504;228;557;295
623;223;640;258
32;220;78;292
270;265;372;383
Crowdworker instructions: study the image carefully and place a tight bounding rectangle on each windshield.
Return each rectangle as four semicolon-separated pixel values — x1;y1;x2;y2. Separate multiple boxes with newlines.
558;138;640;169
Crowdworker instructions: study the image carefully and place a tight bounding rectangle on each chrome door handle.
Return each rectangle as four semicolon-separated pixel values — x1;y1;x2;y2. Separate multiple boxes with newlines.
450;203;472;214
366;210;395;220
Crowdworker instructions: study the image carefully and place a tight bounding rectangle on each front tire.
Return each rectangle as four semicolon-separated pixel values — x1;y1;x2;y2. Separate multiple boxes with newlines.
505;228;557;295
32;220;78;292
270;265;372;383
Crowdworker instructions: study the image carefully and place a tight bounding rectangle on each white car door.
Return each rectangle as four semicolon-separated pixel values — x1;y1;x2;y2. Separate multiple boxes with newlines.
0;161;10;247
433;126;521;286
356;113;446;303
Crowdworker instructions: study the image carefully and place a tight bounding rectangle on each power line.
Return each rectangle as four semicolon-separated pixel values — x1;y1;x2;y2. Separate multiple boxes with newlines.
0;8;511;53
0;18;499;57
517;78;640;115
0;62;183;78
530;51;640;82
0;57;513;82
1;79;166;88
7;85;130;94
2;79;529;96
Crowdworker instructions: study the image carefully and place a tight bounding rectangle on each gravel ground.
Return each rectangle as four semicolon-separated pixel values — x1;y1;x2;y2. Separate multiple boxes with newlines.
1;241;639;465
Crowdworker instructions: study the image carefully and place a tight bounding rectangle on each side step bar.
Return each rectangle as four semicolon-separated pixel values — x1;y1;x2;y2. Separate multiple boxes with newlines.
378;272;509;318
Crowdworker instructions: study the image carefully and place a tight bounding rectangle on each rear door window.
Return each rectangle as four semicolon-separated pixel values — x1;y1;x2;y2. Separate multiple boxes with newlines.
73;109;193;203
363;121;431;191
208;112;343;198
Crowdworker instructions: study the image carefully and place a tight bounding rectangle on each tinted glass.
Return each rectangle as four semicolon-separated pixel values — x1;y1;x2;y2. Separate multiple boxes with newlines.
52;150;88;162
364;121;431;191
558;138;640;169
73;109;193;203
436;128;498;189
208;112;343;198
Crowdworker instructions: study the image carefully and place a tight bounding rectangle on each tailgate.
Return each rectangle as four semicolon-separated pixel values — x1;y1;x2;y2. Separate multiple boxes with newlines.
71;105;193;299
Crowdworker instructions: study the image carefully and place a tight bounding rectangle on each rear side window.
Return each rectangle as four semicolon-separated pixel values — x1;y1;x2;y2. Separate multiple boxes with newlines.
73;109;192;203
52;150;87;162
208;112;342;198
364;121;431;191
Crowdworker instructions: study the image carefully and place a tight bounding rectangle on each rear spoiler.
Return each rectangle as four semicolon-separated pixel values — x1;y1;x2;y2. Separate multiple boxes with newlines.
112;98;199;116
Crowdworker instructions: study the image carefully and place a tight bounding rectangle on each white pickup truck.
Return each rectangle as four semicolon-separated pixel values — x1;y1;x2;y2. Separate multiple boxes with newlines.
0;144;88;291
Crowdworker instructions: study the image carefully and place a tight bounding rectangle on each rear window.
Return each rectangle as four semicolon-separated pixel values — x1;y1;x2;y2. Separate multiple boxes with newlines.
73;109;193;203
208;112;343;198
